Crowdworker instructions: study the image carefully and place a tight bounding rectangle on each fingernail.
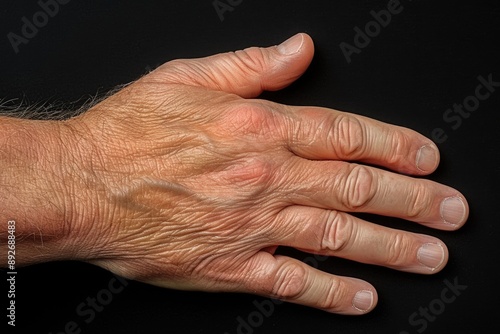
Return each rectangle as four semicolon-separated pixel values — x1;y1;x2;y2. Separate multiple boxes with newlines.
440;196;466;226
417;243;445;271
352;290;373;312
277;33;304;55
416;145;438;172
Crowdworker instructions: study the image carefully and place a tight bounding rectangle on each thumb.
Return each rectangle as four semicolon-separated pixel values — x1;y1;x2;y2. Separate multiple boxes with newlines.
149;33;314;98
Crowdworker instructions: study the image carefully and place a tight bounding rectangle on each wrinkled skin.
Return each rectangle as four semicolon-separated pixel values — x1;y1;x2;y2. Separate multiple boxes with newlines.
54;33;468;315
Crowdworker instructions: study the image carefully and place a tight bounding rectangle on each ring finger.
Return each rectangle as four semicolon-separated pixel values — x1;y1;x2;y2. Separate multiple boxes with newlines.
272;205;449;274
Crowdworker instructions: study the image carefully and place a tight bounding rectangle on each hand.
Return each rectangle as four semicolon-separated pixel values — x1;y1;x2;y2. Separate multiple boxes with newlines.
56;33;468;315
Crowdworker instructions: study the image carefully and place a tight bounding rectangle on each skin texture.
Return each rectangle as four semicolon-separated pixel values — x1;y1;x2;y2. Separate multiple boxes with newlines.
0;33;469;315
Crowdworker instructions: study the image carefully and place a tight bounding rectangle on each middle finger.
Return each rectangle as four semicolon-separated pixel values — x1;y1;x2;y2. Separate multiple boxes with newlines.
277;158;468;230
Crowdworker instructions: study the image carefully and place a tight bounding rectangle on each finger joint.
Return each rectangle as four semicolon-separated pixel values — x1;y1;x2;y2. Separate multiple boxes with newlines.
332;115;366;159
339;165;376;211
271;261;308;300
320;211;354;252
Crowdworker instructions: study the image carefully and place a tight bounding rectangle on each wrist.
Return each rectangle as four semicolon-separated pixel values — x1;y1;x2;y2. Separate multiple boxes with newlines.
0;116;102;265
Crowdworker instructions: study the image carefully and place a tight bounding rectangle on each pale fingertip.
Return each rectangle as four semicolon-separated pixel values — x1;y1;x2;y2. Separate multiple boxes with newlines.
417;242;446;272
440;196;468;228
277;33;305;55
352;290;375;313
416;144;440;173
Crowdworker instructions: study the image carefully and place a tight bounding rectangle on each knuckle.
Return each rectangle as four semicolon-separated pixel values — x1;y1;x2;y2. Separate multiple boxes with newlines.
223;101;282;138
233;47;268;76
222;157;276;193
405;183;433;219
320;211;354;252
339;164;376;211
386;129;411;165
384;233;413;267
332;114;366;158
272;261;308;300
317;279;346;311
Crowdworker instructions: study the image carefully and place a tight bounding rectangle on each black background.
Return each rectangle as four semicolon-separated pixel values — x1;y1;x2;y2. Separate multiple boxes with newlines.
1;0;499;333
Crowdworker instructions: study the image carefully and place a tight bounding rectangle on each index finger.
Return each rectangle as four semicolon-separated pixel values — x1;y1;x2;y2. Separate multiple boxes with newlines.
283;106;440;175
